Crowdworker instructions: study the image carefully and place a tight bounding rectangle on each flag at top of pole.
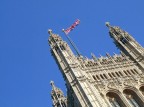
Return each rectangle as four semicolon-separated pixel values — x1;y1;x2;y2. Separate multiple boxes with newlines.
63;19;80;35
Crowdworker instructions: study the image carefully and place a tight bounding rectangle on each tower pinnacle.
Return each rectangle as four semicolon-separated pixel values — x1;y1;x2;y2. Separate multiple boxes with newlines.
105;22;111;28
50;81;55;89
48;29;53;35
50;81;67;107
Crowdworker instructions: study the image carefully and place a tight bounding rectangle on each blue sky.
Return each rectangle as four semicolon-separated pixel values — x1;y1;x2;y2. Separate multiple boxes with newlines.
0;0;144;107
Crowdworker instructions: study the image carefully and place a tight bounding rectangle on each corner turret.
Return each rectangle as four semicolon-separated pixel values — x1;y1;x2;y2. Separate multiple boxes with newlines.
50;81;67;107
106;22;144;69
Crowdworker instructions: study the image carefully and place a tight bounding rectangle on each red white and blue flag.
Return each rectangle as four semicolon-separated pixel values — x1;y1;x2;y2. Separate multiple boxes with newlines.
63;19;80;35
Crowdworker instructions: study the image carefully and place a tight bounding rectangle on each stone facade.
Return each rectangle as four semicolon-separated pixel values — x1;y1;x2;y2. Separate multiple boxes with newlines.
49;23;144;107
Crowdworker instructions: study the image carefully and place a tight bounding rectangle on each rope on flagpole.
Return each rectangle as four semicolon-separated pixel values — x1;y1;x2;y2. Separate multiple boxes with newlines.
62;29;81;57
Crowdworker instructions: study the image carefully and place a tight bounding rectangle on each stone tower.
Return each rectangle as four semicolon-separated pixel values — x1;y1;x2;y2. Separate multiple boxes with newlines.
50;81;67;107
48;23;144;107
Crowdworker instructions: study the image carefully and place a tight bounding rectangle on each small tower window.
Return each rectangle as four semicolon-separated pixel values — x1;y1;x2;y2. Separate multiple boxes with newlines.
111;73;116;77
55;47;61;54
103;74;108;79
60;45;65;50
120;37;128;44
96;75;100;80
127;70;131;75
115;72;120;77
131;70;135;75
100;74;105;79
123;70;128;76
133;69;139;74
93;75;96;80
108;73;113;78
118;71;123;76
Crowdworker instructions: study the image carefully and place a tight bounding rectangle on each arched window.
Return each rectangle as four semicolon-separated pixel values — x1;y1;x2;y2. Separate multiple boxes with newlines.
60;45;65;50
118;71;123;76
106;92;126;107
140;86;144;95
120;37;128;44
96;75;100;80
100;74;105;79
133;69;139;74
108;73;113;78
62;102;66;107
103;74;108;79
127;70;131;75
123;70;128;76
92;75;96;80
131;69;136;75
116;72;120;77
112;73;116;77
123;89;144;107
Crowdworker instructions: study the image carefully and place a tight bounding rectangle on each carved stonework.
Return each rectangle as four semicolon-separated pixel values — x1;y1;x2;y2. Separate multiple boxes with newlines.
107;82;118;90
139;77;144;83
123;79;137;87
49;23;144;107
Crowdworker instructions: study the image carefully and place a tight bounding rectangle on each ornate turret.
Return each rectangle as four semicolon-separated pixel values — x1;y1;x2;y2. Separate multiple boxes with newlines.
50;81;67;107
48;29;76;65
106;22;144;69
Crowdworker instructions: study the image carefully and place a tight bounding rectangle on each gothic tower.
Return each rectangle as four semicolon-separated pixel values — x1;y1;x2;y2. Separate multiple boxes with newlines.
48;23;144;107
50;81;67;107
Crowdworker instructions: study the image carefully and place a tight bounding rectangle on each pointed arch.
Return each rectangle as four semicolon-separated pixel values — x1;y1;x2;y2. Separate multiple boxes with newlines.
139;86;144;95
92;75;96;80
108;73;113;78
106;92;126;107
123;89;144;107
118;71;123;76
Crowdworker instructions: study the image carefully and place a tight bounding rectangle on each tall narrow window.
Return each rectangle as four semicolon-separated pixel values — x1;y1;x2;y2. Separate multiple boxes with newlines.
112;73;116;77
133;69;139;74
127;70;131;75
140;86;144;95
123;70;128;76
125;95;140;107
109;98;121;107
103;74;108;79
62;102;66;107
124;89;144;107
100;74;104;79
108;73;113;78
96;75;100;80
106;92;126;107
60;45;65;50
131;70;136;75
93;75;96;80
118;71;123;76
116;72;120;77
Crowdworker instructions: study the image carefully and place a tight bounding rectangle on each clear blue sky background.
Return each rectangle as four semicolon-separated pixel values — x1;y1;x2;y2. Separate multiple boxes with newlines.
0;0;144;107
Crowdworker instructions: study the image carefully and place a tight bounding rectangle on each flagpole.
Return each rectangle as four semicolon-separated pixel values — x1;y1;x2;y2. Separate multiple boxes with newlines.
62;29;81;57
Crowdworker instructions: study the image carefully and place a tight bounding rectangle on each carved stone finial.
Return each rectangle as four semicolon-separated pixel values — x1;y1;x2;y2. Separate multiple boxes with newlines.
91;53;97;61
50;81;54;86
105;22;111;28
48;29;52;35
106;52;111;58
62;29;65;32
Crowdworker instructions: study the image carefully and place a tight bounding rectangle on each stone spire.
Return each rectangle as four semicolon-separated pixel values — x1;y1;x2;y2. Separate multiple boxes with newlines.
106;22;144;70
50;81;67;107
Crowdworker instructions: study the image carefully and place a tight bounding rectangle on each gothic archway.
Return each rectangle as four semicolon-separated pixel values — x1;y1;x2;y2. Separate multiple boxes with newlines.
139;86;144;95
106;92;126;107
123;89;144;107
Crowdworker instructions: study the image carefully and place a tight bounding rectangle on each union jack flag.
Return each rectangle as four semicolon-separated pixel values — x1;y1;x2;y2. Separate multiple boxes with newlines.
63;19;80;35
